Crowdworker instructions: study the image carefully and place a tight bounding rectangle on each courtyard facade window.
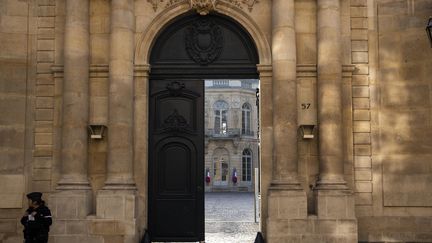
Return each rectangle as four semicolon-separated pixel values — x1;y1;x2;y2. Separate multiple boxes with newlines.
242;103;252;136
213;100;229;135
242;149;252;182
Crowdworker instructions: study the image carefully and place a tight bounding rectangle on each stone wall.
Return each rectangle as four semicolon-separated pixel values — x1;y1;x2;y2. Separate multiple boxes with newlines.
0;0;35;241
1;0;432;242
357;0;432;242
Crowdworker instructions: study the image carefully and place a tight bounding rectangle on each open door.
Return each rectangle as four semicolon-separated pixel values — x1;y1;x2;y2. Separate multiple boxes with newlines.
148;79;204;242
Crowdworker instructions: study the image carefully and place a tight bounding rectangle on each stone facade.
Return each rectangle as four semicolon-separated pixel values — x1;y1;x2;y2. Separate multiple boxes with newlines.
0;0;431;242
204;80;259;192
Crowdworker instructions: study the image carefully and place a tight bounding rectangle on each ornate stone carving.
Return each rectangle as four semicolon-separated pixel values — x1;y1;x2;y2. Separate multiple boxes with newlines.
149;0;258;13
147;0;159;11
165;0;184;9
163;109;190;131
241;0;258;12
166;81;185;96
185;18;223;65
190;0;217;15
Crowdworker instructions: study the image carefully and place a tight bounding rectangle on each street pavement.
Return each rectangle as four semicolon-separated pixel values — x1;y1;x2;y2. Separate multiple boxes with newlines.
205;192;259;243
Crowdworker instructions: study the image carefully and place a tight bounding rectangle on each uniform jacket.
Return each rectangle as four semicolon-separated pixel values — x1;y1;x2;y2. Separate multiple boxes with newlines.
20;205;52;240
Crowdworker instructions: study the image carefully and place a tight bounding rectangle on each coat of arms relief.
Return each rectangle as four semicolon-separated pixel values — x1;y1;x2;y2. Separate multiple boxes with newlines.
148;0;259;14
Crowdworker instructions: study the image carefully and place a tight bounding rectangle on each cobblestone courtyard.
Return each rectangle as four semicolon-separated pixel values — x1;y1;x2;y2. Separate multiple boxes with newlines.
205;192;259;243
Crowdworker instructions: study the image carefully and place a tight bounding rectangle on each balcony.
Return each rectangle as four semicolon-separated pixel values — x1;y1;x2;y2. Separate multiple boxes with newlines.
241;130;255;137
205;129;255;139
205;128;240;139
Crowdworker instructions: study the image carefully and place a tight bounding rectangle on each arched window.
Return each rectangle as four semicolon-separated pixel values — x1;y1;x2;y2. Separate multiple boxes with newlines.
242;103;251;135
242;149;252;182
214;100;229;135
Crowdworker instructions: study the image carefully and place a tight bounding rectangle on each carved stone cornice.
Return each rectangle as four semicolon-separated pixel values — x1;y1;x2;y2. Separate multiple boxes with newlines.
148;0;258;13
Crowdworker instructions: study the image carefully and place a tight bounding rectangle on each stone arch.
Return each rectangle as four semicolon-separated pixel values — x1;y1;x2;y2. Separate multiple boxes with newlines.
135;2;271;65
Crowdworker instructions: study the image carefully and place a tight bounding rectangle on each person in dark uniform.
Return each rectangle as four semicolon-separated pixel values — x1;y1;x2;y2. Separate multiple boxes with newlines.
21;192;52;243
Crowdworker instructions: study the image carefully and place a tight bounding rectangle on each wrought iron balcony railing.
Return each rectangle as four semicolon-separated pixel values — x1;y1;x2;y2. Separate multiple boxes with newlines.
205;129;255;138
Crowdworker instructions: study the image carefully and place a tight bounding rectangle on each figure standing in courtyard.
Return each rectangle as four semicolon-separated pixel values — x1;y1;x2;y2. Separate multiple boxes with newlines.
21;192;52;243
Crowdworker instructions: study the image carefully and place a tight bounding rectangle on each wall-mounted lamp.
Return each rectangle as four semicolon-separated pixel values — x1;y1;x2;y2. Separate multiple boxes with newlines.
300;125;315;139
88;125;107;139
427;17;432;47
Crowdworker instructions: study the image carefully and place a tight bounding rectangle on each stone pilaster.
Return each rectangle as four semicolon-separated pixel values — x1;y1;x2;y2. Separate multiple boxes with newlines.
51;0;92;220
95;1;137;239
104;0;136;190
57;0;91;191
315;0;358;241
270;0;301;189
315;0;347;190
133;64;150;231
267;1;307;242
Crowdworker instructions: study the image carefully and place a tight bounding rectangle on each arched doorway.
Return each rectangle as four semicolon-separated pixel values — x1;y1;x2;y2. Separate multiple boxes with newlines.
148;13;259;242
212;147;230;187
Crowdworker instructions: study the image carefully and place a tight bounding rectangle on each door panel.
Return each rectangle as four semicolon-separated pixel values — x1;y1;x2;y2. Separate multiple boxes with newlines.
149;79;204;242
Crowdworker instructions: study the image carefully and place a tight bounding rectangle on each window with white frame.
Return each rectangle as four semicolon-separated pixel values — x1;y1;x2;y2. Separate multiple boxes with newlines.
242;103;252;135
242;149;252;181
214;100;229;135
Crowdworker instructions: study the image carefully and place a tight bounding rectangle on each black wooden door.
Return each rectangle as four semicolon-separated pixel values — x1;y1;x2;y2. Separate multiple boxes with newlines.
148;79;204;242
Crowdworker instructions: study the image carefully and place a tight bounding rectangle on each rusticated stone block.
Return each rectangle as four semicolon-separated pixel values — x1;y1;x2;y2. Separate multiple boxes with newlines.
38;6;55;17
33;145;52;156
32;168;51;180
38;0;56;6
351;0;367;7
352;51;369;64
33;157;52;169
353;121;370;132
353;98;370;109
49;190;92;219
355;192;373;205
354;156;371;168
37;28;55;39
353;64;369;75
0;219;17;232
352;40;368;52
51;236;78;243
35;109;53;121
50;219;66;235
354;145;371;156
37;51;54;62
352;86;370;98
37;39;55;51
351;18;368;29
355;182;372;193
32;180;51;192
96;190;136;220
35;132;52;145
351;7;367;18
353;110;370;121
267;189;307;220
355;170;372;181
0;175;25;208
36;97;54;108
66;220;89;235
353;133;371;144
351;29;368;40
315;190;356;219
37;17;55;28
36;85;54;96
89;220;117;235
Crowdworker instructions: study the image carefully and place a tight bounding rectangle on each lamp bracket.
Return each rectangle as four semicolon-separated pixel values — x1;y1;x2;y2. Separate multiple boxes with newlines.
300;124;315;139
88;124;107;140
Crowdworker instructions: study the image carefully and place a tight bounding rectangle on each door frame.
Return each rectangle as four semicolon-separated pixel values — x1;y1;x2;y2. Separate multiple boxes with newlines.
133;2;273;237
